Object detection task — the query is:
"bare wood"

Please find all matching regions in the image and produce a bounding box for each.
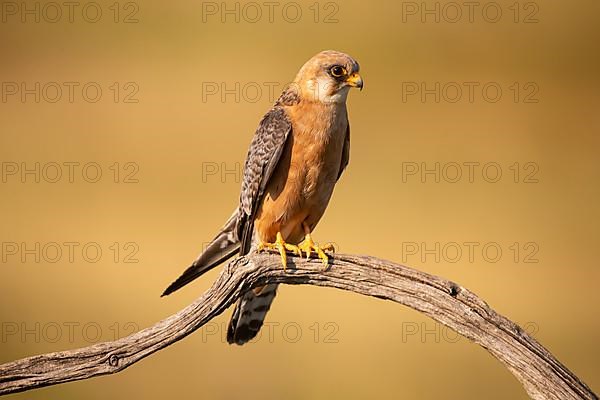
[0,253,596,399]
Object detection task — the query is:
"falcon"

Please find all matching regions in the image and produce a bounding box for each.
[162,50,363,345]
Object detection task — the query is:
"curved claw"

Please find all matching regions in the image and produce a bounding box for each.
[298,234,332,269]
[321,242,336,253]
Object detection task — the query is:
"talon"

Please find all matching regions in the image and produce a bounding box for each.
[298,233,330,269]
[321,242,336,253]
[257,232,300,271]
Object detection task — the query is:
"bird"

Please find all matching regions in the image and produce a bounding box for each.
[162,50,363,345]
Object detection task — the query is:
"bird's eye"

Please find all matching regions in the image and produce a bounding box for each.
[330,66,347,78]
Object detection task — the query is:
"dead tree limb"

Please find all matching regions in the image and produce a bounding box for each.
[0,253,597,399]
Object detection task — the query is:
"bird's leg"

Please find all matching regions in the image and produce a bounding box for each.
[297,223,335,268]
[257,232,301,271]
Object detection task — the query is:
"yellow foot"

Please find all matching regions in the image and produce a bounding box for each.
[257,232,301,271]
[297,234,335,268]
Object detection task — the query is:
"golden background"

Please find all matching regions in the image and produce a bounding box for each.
[1,0,598,398]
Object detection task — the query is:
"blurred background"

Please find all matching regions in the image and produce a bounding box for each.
[1,0,599,398]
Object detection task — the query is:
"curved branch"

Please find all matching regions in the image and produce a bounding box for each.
[0,253,597,399]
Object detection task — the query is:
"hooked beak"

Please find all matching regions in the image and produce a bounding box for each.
[346,73,364,91]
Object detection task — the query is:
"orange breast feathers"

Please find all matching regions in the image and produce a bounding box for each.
[254,102,348,244]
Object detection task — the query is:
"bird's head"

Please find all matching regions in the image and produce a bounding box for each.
[293,50,363,104]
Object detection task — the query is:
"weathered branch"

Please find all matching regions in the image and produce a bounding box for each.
[0,253,596,399]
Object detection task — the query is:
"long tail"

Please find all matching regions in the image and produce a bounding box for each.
[227,284,278,345]
[161,209,240,297]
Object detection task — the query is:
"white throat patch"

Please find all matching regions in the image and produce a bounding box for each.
[304,77,349,104]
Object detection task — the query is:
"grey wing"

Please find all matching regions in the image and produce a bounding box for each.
[238,106,293,254]
[337,123,350,180]
[161,107,291,297]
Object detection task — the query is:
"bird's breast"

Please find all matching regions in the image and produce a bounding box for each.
[285,102,347,201]
[255,102,348,242]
